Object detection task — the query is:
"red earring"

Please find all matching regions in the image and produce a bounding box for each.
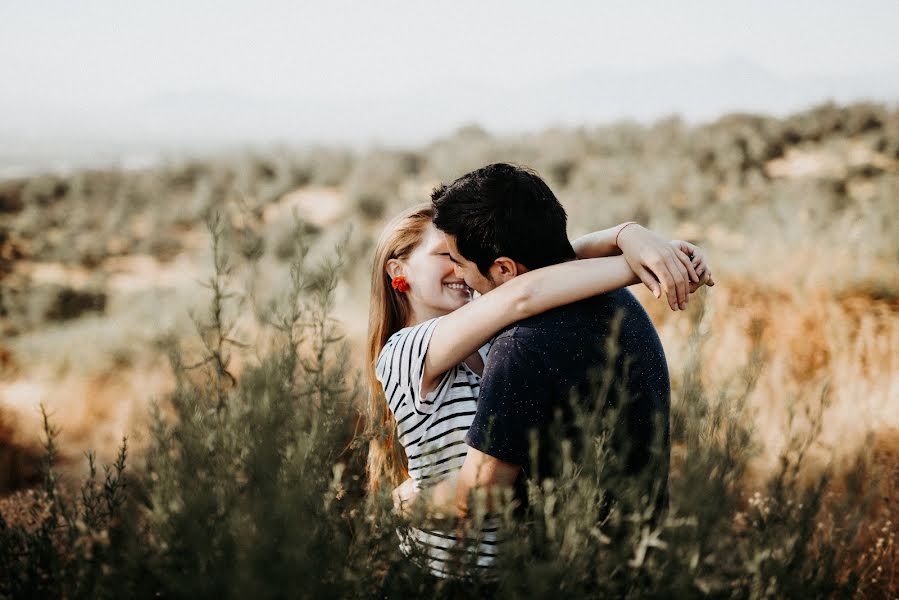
[391,276,410,293]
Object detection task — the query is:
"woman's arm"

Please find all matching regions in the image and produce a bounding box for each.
[571,225,624,259]
[421,255,640,392]
[575,223,700,308]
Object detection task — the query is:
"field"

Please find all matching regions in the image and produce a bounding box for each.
[0,102,896,597]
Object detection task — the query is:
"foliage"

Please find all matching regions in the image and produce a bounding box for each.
[1,232,889,598]
[1,101,896,597]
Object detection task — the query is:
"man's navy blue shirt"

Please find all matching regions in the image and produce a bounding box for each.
[465,288,671,510]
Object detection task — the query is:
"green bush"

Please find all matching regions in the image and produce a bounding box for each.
[0,405,128,599]
[2,101,894,598]
[0,220,879,598]
[344,149,423,221]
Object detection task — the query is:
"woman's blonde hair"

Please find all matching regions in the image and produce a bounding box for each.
[364,203,434,494]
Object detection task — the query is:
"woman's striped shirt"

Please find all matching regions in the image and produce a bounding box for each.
[375,317,501,579]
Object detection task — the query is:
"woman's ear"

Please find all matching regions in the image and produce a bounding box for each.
[385,258,404,280]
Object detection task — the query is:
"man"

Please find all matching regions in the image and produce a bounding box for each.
[397,163,709,527]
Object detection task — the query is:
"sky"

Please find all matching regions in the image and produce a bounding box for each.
[1,1,898,168]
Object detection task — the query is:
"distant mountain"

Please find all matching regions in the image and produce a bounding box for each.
[2,58,898,176]
[418,57,899,132]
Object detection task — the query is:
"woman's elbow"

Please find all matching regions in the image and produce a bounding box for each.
[510,281,536,320]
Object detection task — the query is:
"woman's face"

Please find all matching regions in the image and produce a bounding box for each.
[396,223,473,317]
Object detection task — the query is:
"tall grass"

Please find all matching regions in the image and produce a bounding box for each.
[1,210,890,599]
[1,101,896,597]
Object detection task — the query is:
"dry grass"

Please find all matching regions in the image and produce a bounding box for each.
[1,101,897,595]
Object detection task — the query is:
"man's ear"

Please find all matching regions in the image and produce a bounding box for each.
[488,256,520,284]
[385,258,404,280]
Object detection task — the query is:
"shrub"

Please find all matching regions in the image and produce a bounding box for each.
[43,286,107,321]
[344,149,423,221]
[0,406,128,599]
[21,175,69,207]
[0,249,884,598]
[0,179,26,214]
[1,102,894,598]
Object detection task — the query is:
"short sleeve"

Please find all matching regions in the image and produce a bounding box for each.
[465,335,547,466]
[375,317,454,415]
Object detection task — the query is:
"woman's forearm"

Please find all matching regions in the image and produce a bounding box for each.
[422,256,639,384]
[572,224,633,259]
[513,255,639,318]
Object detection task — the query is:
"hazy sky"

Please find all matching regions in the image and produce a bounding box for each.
[2,1,898,157]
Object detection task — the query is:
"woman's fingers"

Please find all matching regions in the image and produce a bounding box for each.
[674,246,700,283]
[655,267,679,310]
[643,244,701,310]
[664,254,689,309]
[634,265,662,299]
[670,240,714,295]
[698,268,711,285]
[695,258,713,285]
[689,264,714,289]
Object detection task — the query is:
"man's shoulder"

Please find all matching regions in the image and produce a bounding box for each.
[493,288,663,370]
[499,288,641,337]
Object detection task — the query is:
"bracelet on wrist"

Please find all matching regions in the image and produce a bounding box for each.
[615,221,639,247]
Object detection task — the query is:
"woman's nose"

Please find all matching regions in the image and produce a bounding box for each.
[453,264,464,278]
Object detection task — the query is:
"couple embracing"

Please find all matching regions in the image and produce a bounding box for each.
[364,163,714,595]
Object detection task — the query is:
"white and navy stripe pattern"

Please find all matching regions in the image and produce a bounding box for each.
[376,317,502,579]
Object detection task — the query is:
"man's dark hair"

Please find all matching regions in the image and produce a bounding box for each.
[431,163,576,275]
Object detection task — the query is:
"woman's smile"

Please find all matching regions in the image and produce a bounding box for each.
[443,281,472,297]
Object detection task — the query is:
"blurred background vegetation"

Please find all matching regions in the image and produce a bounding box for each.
[0,101,896,597]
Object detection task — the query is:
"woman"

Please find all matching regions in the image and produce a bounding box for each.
[366,203,711,585]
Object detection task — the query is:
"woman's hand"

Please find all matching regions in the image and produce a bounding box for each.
[392,477,418,517]
[671,240,715,290]
[617,224,700,310]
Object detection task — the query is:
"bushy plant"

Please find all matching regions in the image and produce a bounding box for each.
[0,405,128,599]
[1,241,884,598]
[2,101,896,598]
[387,293,873,599]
